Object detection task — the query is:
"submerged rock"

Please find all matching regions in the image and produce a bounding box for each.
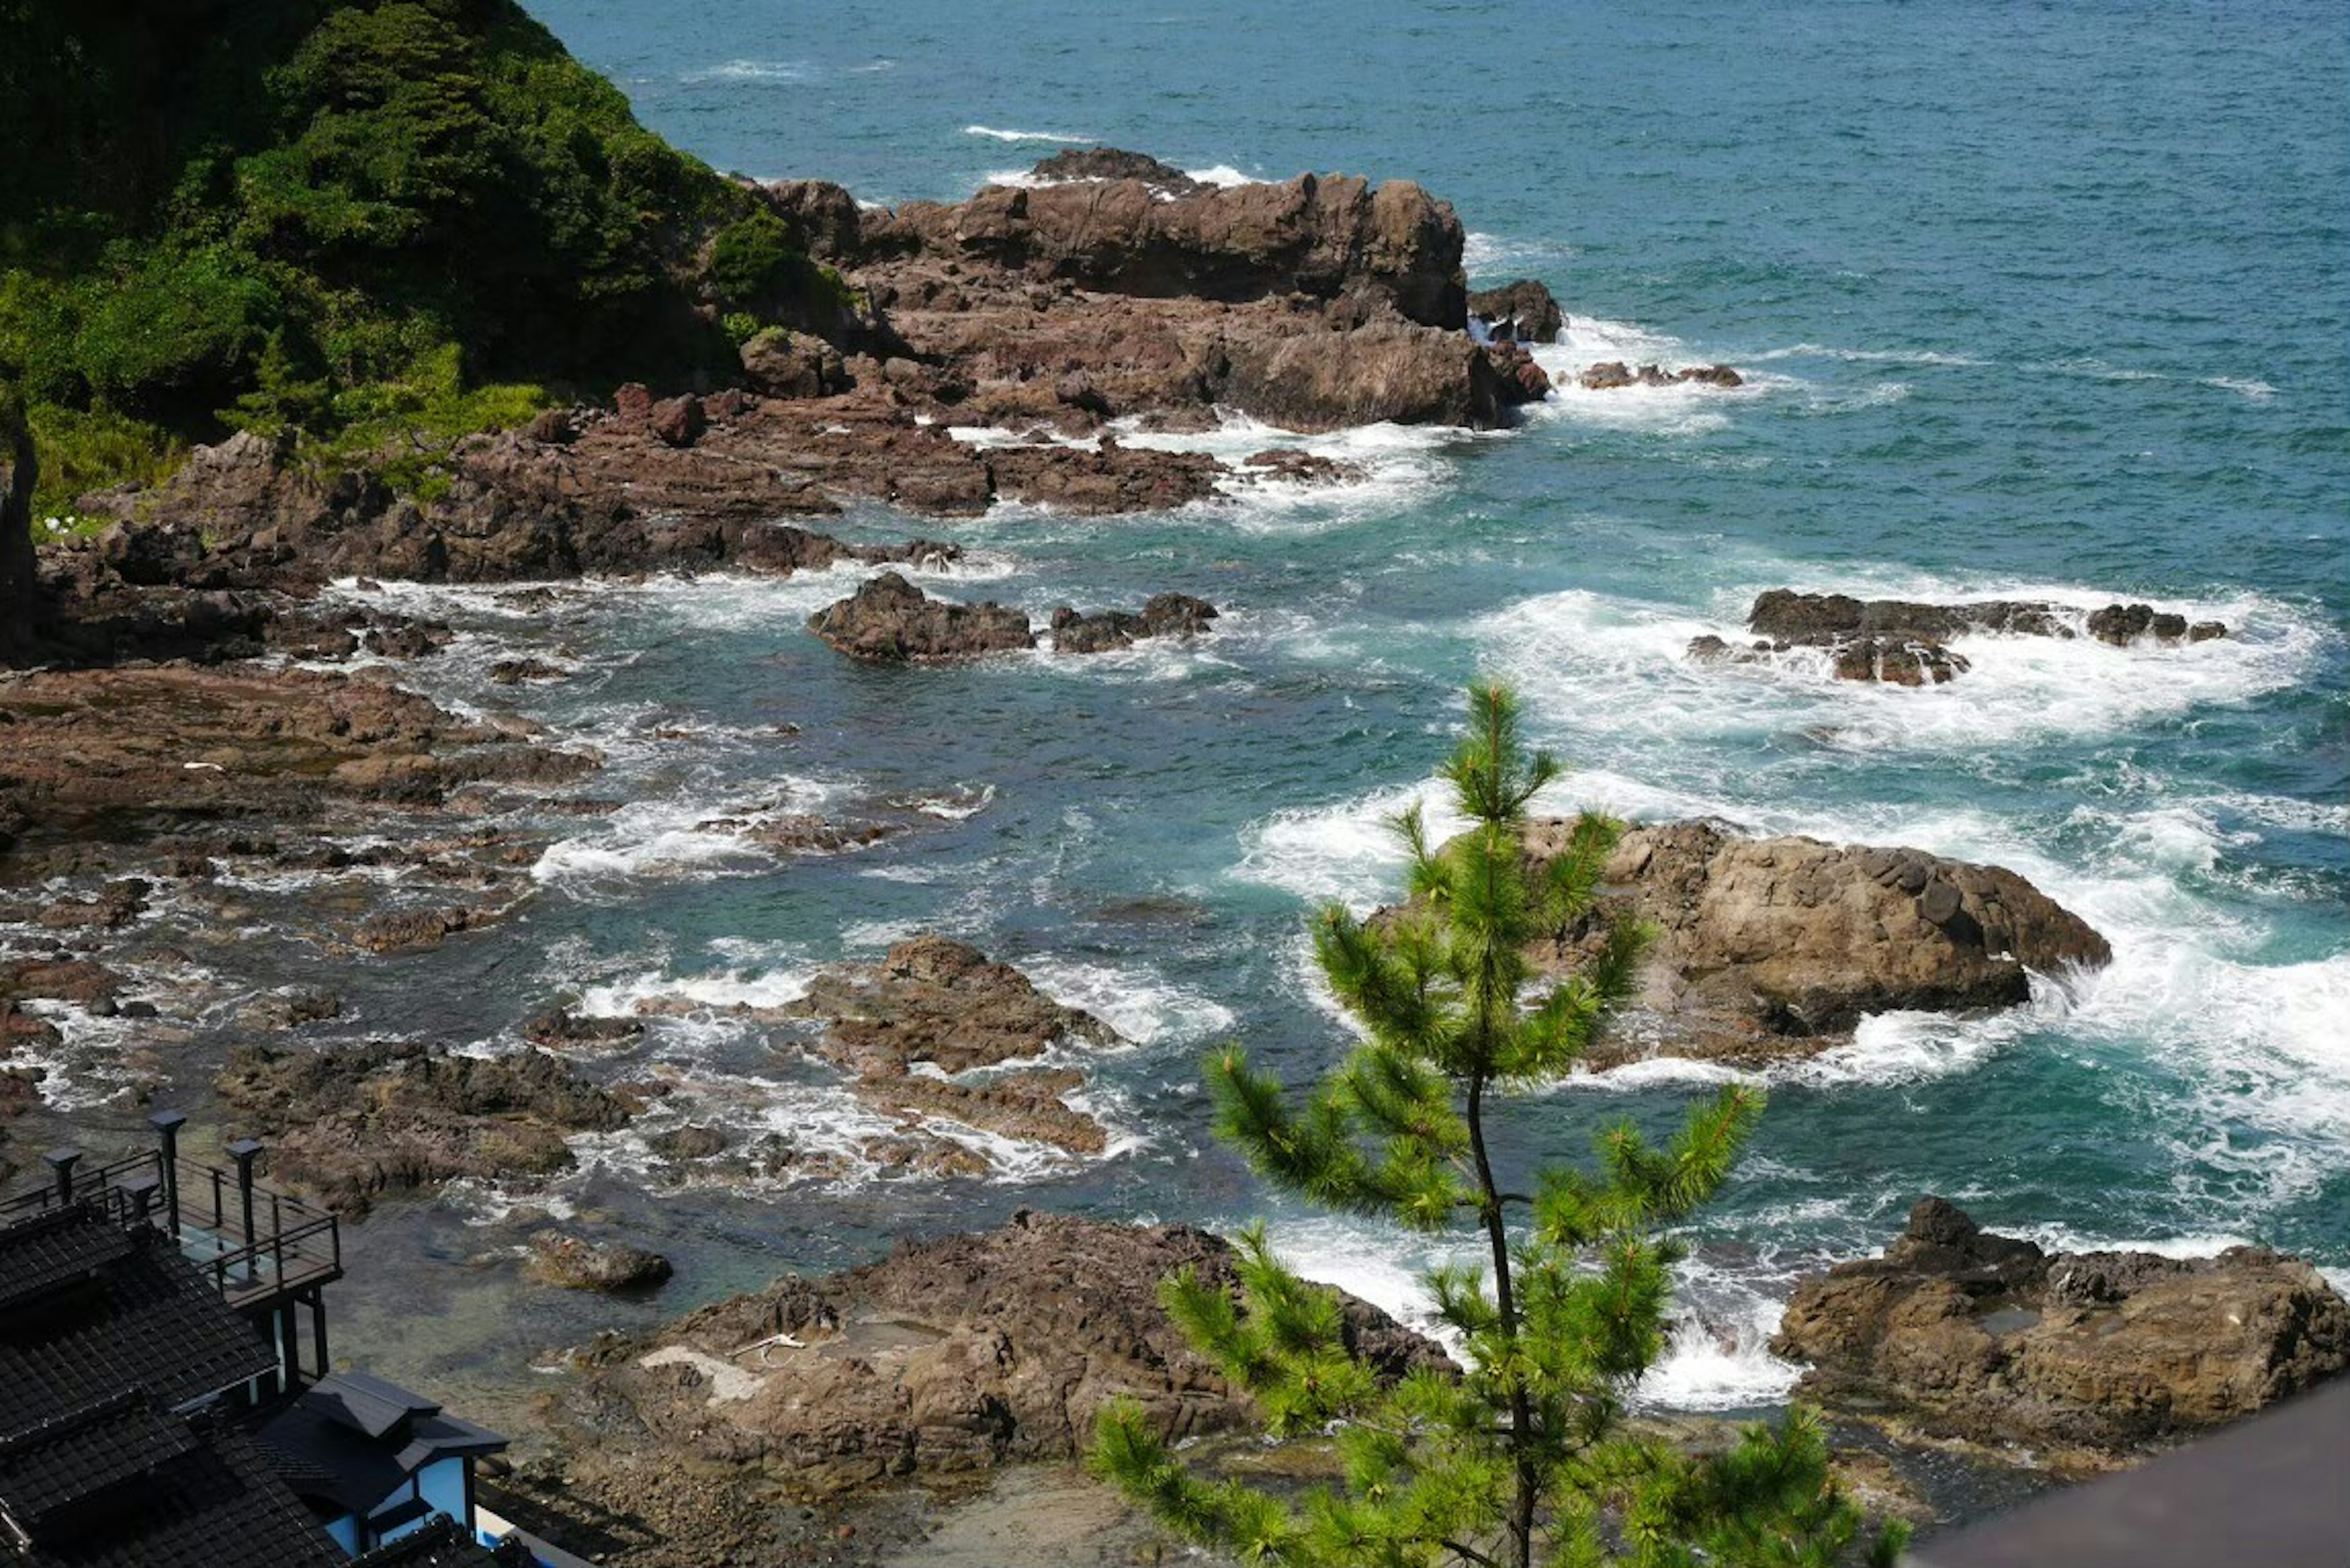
[551,1214,1450,1495]
[786,934,1120,1078]
[1509,818,2110,1067]
[1580,360,1744,389]
[1723,590,2229,685]
[1048,592,1218,653]
[806,572,1035,663]
[526,1230,674,1293]
[1773,1198,2350,1462]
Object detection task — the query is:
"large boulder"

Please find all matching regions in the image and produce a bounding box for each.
[786,935,1120,1076]
[1517,819,2111,1066]
[1773,1198,2350,1461]
[526,1230,675,1294]
[553,1213,1451,1495]
[1218,317,1540,431]
[216,1040,636,1216]
[1026,147,1203,196]
[806,572,1035,662]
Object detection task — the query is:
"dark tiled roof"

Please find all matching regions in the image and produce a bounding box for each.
[0,1209,135,1315]
[0,1390,197,1534]
[259,1372,507,1515]
[0,1206,277,1428]
[350,1514,509,1566]
[7,1417,343,1567]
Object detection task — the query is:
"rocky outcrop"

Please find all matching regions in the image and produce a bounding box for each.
[1468,278,1565,343]
[1025,147,1203,196]
[1048,592,1217,653]
[0,664,596,849]
[806,572,1036,662]
[215,1040,636,1215]
[525,1230,674,1293]
[1580,361,1743,389]
[1772,1198,2350,1462]
[1516,819,2110,1067]
[788,935,1120,1076]
[1715,591,2230,685]
[879,171,1468,328]
[1219,316,1548,430]
[553,1214,1450,1495]
[1,389,35,659]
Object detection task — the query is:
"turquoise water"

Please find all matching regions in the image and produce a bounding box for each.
[277,1,2350,1409]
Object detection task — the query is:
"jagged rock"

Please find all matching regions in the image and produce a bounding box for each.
[1510,819,2111,1066]
[982,438,1225,512]
[1219,318,1542,431]
[216,1039,635,1215]
[524,1007,645,1049]
[1732,591,2226,684]
[552,1214,1451,1495]
[786,935,1119,1077]
[1468,278,1565,343]
[806,572,1034,663]
[526,1230,674,1293]
[353,906,473,954]
[613,383,654,423]
[740,814,897,855]
[648,1125,734,1162]
[1580,360,1744,390]
[1239,449,1366,486]
[1026,147,1203,196]
[1772,1198,2350,1460]
[234,987,341,1031]
[1048,592,1218,653]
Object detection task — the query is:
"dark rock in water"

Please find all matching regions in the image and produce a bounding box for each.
[1468,278,1565,344]
[488,657,568,685]
[216,1039,635,1216]
[362,618,455,660]
[647,1125,734,1162]
[1026,147,1204,196]
[550,1214,1452,1496]
[1048,592,1217,653]
[787,934,1120,1078]
[1772,1197,2350,1460]
[807,572,1035,663]
[234,987,341,1031]
[1733,589,2223,685]
[1239,448,1367,487]
[1580,360,1745,390]
[353,905,474,954]
[524,1007,645,1048]
[526,1230,674,1293]
[1505,818,2110,1067]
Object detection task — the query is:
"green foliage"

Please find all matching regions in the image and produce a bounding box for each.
[0,0,791,504]
[721,311,764,346]
[1094,681,1900,1567]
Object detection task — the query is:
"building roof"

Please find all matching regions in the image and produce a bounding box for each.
[0,1408,343,1568]
[349,1514,510,1566]
[0,1205,277,1428]
[257,1371,508,1515]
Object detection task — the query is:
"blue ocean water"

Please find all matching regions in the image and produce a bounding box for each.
[286,0,2347,1410]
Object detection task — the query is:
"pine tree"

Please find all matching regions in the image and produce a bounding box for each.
[1094,680,1906,1568]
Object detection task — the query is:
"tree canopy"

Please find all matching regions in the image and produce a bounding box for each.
[1094,680,1905,1568]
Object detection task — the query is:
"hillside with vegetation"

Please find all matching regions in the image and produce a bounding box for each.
[0,0,840,512]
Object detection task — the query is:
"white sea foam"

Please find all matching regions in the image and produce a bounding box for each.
[964,124,1095,144]
[532,781,841,890]
[576,957,816,1021]
[1020,957,1237,1047]
[1748,342,1986,367]
[1231,779,1466,913]
[685,59,812,83]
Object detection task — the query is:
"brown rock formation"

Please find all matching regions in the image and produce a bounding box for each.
[552,1214,1449,1495]
[805,572,1036,663]
[1721,591,2229,685]
[525,1230,675,1293]
[1468,278,1565,343]
[1514,819,2110,1067]
[1048,592,1217,653]
[216,1039,636,1215]
[1773,1198,2350,1462]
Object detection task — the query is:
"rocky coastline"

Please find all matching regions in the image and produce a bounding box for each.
[2,143,2334,1567]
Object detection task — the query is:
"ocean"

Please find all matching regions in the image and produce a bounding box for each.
[56,0,2349,1425]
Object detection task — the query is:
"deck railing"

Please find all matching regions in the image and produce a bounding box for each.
[1,1130,341,1307]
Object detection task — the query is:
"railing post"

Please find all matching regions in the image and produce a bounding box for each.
[149,1110,187,1239]
[226,1139,264,1283]
[43,1148,80,1207]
